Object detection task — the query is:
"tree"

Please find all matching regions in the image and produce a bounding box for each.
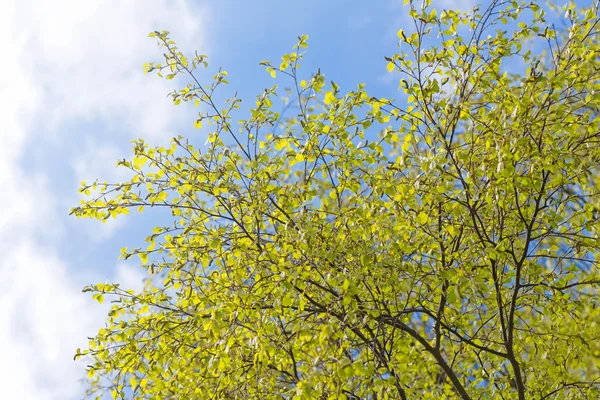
[72,0,600,398]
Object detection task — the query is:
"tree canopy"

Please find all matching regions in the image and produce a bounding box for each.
[72,0,600,398]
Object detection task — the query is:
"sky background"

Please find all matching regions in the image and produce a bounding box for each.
[2,0,553,398]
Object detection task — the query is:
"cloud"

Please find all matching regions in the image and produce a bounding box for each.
[0,0,209,399]
[21,0,208,141]
[0,242,104,400]
[115,261,148,294]
[71,138,133,242]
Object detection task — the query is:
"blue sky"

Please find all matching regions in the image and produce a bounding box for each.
[0,0,533,398]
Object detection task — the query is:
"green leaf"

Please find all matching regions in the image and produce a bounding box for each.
[73,5,600,399]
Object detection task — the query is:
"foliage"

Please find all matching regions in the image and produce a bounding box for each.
[72,1,600,399]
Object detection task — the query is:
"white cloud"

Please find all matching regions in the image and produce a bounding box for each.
[0,0,209,399]
[71,138,133,241]
[115,261,148,294]
[0,242,104,400]
[20,0,207,141]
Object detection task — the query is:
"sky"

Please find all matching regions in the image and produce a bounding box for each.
[0,0,481,398]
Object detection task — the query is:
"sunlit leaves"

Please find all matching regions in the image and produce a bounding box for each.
[73,2,600,400]
[323,91,336,105]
